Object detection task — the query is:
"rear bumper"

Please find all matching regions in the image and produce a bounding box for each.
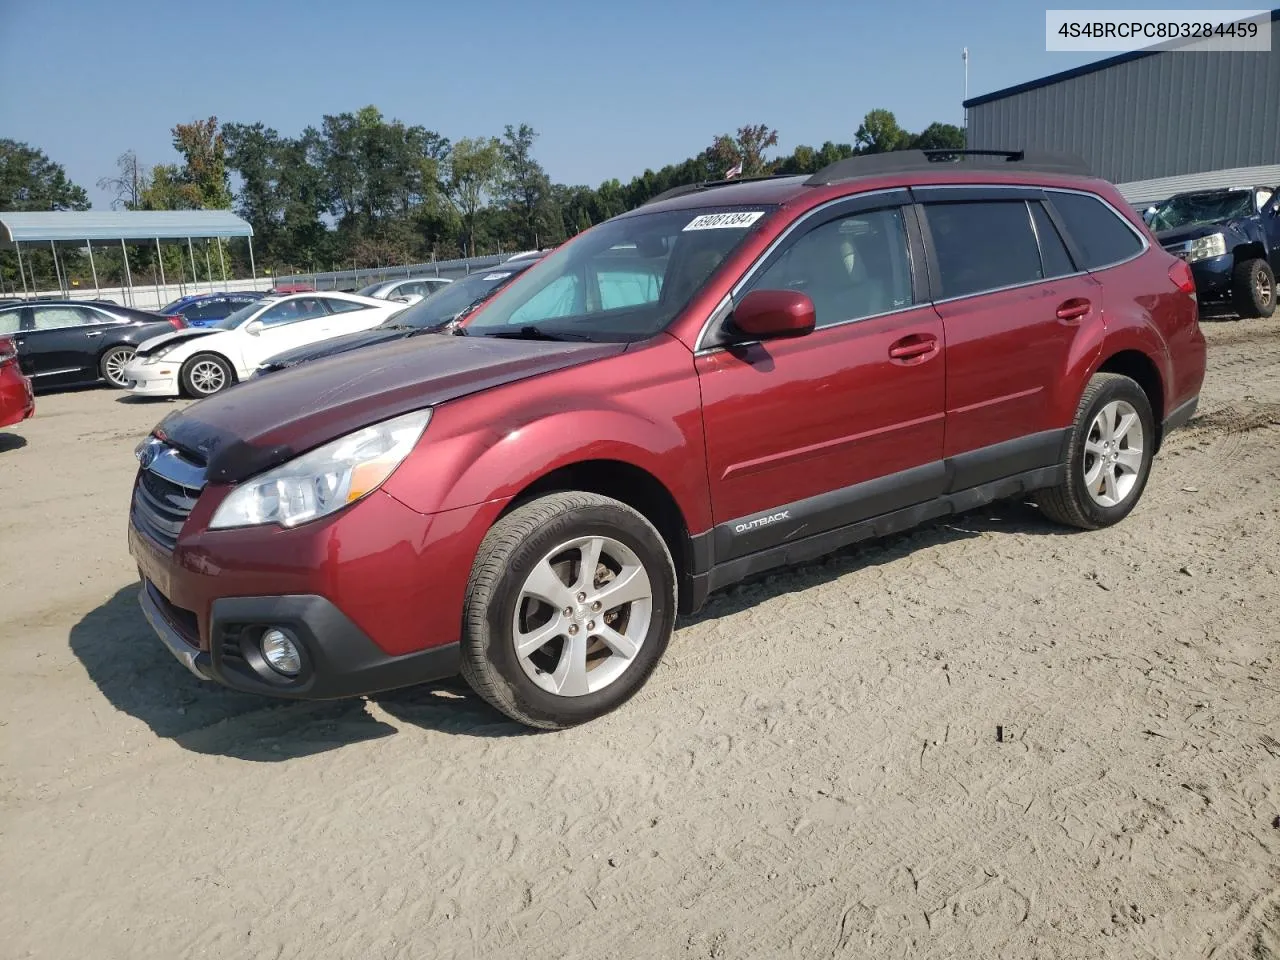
[138,577,461,699]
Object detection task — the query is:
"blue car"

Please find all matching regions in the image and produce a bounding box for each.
[160,292,266,328]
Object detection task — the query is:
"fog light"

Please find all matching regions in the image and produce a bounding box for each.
[260,628,301,676]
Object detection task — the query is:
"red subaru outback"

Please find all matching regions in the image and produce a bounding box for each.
[129,150,1206,729]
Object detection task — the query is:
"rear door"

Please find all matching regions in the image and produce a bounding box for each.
[918,188,1104,476]
[697,191,947,560]
[18,306,104,385]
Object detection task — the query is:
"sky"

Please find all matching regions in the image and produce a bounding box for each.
[0,0,1261,209]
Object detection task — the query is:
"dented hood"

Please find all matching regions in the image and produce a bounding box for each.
[151,333,627,484]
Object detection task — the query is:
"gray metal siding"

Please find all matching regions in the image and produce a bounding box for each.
[967,47,1280,183]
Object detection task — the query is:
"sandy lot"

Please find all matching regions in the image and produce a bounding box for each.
[1,319,1278,960]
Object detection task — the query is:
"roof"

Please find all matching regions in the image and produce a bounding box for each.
[0,210,254,246]
[626,176,808,215]
[964,8,1280,107]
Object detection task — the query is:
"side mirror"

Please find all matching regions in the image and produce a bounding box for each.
[245,319,264,336]
[731,289,816,341]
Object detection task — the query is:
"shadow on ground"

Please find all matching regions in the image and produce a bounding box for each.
[71,499,1073,759]
[0,432,28,452]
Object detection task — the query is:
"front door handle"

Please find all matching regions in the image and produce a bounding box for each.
[888,333,939,363]
[1056,298,1092,322]
[85,330,105,338]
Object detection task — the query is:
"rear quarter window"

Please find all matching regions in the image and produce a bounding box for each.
[1048,192,1144,270]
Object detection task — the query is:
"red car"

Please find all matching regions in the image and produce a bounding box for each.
[129,150,1206,729]
[0,336,34,428]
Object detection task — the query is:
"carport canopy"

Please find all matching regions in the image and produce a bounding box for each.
[0,209,256,301]
[0,210,253,245]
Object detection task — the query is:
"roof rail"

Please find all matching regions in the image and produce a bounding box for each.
[642,174,798,207]
[805,149,1092,186]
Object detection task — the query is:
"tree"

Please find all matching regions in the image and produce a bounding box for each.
[139,163,197,210]
[707,124,780,177]
[0,140,90,210]
[447,137,503,257]
[172,116,232,208]
[910,122,966,151]
[498,123,553,248]
[97,150,148,210]
[854,109,908,154]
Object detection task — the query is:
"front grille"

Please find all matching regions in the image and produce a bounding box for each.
[131,468,199,551]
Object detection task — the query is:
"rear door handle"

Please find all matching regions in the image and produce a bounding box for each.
[888,333,939,362]
[1056,298,1092,322]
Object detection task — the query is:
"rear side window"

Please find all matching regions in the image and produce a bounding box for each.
[1030,203,1076,278]
[1048,192,1143,270]
[0,308,21,336]
[924,201,1043,299]
[323,297,369,314]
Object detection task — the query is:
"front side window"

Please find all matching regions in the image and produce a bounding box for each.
[746,207,914,327]
[1050,192,1144,269]
[31,307,92,330]
[257,297,328,326]
[925,201,1044,299]
[462,205,776,341]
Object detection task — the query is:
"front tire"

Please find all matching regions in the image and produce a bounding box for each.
[1036,373,1156,530]
[1232,258,1275,319]
[460,492,677,730]
[179,353,235,397]
[98,345,134,388]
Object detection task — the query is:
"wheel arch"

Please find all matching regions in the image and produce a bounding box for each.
[1232,240,1267,265]
[499,458,698,614]
[1095,348,1165,449]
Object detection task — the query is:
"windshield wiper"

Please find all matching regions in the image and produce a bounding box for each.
[482,325,592,342]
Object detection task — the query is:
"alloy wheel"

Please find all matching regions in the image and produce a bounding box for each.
[1083,399,1145,507]
[512,535,653,697]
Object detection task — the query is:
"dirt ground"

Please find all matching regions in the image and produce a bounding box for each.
[1,318,1278,960]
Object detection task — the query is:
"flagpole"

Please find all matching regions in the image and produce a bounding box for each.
[962,47,969,137]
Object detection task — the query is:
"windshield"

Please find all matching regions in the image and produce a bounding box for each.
[383,268,528,329]
[460,206,775,341]
[355,282,387,297]
[213,301,269,330]
[161,298,192,313]
[1151,191,1254,231]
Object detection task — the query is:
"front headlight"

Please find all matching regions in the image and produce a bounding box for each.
[1186,233,1227,263]
[208,409,432,530]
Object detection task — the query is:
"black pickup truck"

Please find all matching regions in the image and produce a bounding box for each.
[1147,186,1279,318]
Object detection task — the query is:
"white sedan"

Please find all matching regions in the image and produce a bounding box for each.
[122,292,406,398]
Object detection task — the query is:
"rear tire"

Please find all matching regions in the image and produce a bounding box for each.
[98,345,134,388]
[1232,258,1275,319]
[1036,373,1155,530]
[460,492,677,730]
[179,353,235,398]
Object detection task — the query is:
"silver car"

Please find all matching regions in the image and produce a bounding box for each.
[355,276,452,306]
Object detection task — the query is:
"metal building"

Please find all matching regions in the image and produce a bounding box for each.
[964,8,1280,206]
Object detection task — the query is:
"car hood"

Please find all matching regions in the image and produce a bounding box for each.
[136,327,222,355]
[151,334,629,484]
[1155,220,1249,246]
[258,327,411,371]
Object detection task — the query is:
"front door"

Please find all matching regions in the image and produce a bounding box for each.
[242,296,333,368]
[697,195,946,562]
[18,305,103,385]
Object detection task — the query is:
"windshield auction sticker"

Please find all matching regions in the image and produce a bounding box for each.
[683,212,765,231]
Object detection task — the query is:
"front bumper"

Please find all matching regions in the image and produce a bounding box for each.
[137,578,460,698]
[123,360,180,396]
[1187,254,1234,300]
